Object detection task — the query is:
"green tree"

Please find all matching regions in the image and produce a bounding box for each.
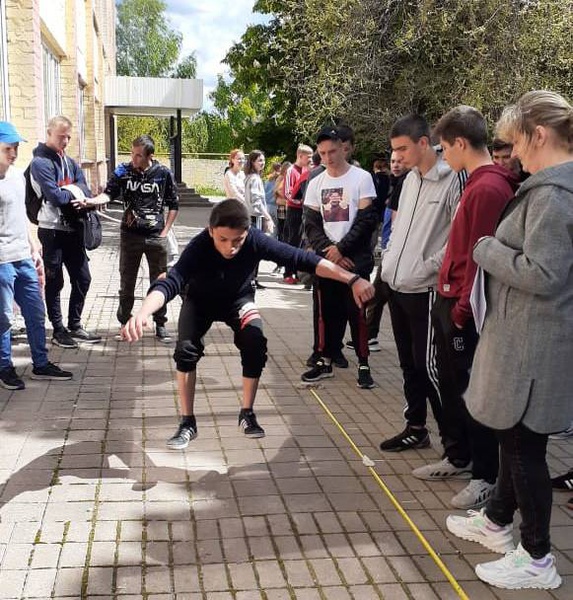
[173,53,198,79]
[116,0,182,77]
[220,0,573,157]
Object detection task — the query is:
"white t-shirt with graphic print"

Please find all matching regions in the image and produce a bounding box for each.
[304,165,376,243]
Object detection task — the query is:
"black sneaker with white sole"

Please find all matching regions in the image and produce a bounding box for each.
[552,469,573,491]
[301,359,334,383]
[52,328,79,349]
[379,425,430,452]
[31,362,73,381]
[239,409,265,438]
[69,325,102,343]
[166,419,197,449]
[357,365,375,389]
[0,366,25,390]
[156,325,172,343]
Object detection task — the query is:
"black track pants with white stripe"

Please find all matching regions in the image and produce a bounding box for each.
[387,288,442,429]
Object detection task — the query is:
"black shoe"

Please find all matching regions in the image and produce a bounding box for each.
[357,365,375,388]
[552,470,573,491]
[31,362,73,381]
[306,351,321,367]
[156,325,172,344]
[379,426,430,452]
[301,359,334,383]
[69,325,102,343]
[166,419,197,449]
[332,353,349,369]
[239,409,265,438]
[0,366,25,390]
[52,328,79,349]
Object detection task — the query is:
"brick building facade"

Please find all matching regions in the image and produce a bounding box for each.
[0,0,116,192]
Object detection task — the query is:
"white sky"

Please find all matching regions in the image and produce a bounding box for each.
[163,1,269,110]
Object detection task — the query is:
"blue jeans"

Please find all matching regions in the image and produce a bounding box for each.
[0,259,48,369]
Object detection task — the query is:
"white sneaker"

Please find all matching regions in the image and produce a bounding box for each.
[446,508,514,554]
[412,457,472,480]
[451,479,496,509]
[475,543,562,589]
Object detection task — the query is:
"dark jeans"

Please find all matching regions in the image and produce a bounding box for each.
[118,230,167,326]
[431,295,498,480]
[283,208,303,278]
[316,277,369,362]
[365,265,390,339]
[175,296,267,378]
[38,228,91,331]
[387,288,441,428]
[486,423,551,558]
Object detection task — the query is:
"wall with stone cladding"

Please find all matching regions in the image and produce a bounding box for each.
[118,154,227,192]
[5,0,114,193]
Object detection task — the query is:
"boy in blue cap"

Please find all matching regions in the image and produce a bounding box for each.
[0,121,72,389]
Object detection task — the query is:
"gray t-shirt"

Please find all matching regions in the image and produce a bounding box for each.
[0,166,30,264]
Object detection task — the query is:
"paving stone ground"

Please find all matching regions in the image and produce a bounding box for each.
[0,206,571,599]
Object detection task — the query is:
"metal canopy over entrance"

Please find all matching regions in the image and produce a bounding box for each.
[104,75,203,183]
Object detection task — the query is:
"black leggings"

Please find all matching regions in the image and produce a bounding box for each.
[174,297,267,378]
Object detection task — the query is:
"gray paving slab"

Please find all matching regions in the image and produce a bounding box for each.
[0,207,571,599]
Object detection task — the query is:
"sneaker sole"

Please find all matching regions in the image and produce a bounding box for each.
[30,374,73,381]
[52,340,79,349]
[243,430,265,439]
[475,564,562,590]
[357,381,376,389]
[166,432,198,450]
[301,372,334,384]
[156,338,172,344]
[0,381,25,390]
[446,516,514,554]
[71,338,102,344]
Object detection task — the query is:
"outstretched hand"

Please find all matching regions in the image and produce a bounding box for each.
[122,313,151,342]
[351,278,375,309]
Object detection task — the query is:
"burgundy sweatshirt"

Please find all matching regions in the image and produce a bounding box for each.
[438,164,519,326]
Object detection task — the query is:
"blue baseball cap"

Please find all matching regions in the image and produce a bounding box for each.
[0,121,26,144]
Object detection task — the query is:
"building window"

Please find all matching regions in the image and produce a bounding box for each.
[0,0,9,120]
[78,82,86,160]
[42,42,62,127]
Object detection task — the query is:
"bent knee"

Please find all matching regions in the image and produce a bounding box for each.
[174,339,203,372]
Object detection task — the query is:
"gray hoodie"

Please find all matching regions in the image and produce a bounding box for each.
[381,154,462,293]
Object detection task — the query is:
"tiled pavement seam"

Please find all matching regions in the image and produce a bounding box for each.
[0,210,570,599]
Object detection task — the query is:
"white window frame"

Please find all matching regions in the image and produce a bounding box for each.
[42,42,62,129]
[0,0,10,120]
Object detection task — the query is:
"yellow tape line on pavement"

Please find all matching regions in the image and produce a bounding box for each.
[308,387,470,600]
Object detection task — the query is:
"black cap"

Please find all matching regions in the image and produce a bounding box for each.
[316,126,341,144]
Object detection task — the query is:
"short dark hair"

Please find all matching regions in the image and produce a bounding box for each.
[390,114,430,142]
[132,134,155,156]
[433,106,488,149]
[209,198,250,230]
[492,138,513,152]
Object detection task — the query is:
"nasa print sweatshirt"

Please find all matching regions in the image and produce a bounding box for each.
[104,160,179,236]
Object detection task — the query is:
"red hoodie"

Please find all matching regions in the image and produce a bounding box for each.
[438,164,519,326]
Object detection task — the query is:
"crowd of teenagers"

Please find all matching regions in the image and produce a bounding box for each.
[1,89,572,591]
